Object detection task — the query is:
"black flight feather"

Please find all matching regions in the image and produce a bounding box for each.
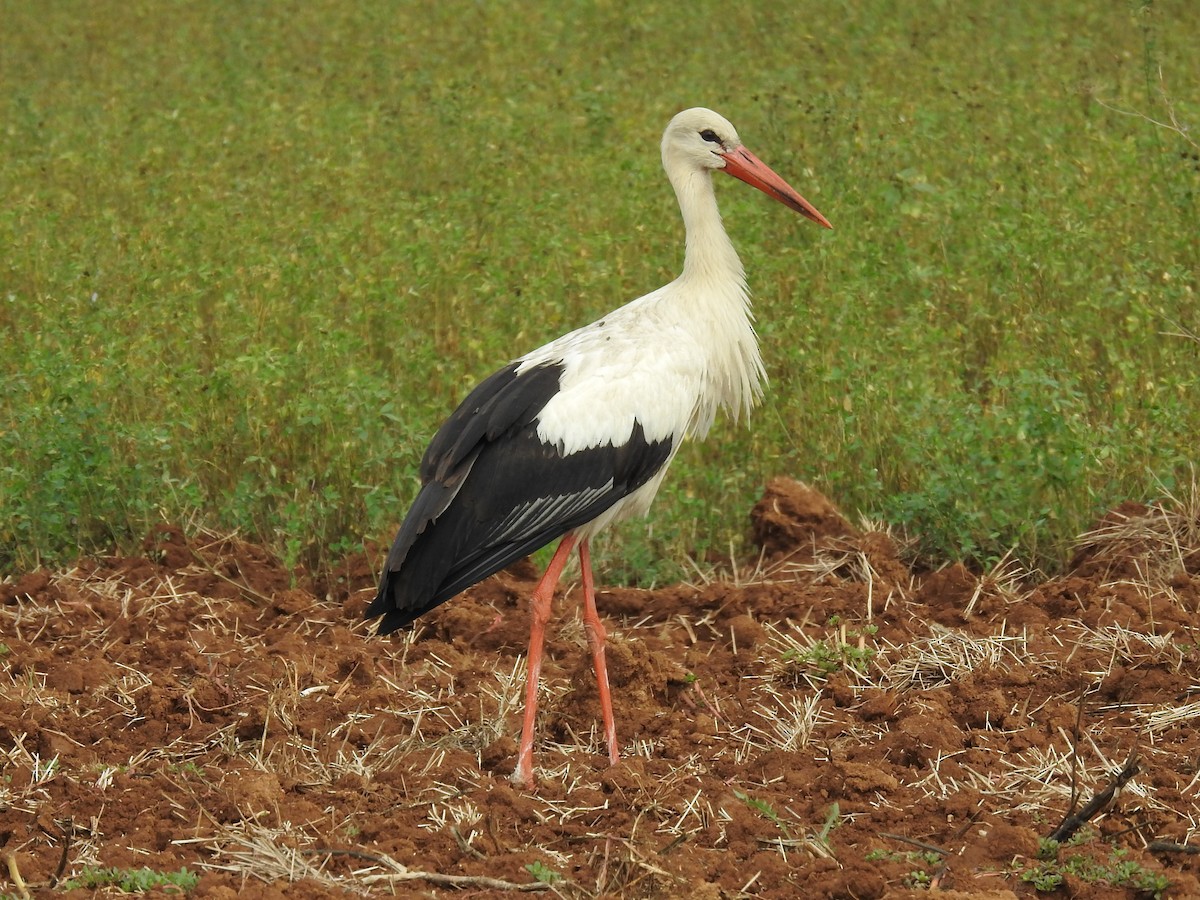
[366,361,674,634]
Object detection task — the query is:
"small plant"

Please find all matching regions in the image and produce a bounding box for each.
[734,789,792,839]
[1020,840,1170,898]
[777,624,879,684]
[524,860,562,884]
[60,866,199,893]
[864,846,946,887]
[902,851,945,888]
[1036,836,1060,860]
[905,868,933,887]
[864,848,902,862]
[1020,864,1065,892]
[734,793,844,860]
[816,802,842,849]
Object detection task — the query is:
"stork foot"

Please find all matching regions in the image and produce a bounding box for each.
[510,762,535,790]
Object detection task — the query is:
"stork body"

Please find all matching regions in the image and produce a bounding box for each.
[366,108,831,787]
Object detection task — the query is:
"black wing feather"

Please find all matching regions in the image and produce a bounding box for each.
[420,363,555,483]
[366,361,674,634]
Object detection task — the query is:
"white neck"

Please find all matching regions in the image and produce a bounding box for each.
[665,165,765,432]
[671,167,745,286]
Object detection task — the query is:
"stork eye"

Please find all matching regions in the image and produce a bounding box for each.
[699,129,721,144]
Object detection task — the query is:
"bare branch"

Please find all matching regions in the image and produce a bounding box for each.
[1047,749,1141,844]
[1094,66,1198,151]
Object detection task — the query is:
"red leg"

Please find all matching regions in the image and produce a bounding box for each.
[579,539,620,765]
[512,533,578,788]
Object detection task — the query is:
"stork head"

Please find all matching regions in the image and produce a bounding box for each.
[661,107,832,229]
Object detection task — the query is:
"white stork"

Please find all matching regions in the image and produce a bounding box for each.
[366,107,831,787]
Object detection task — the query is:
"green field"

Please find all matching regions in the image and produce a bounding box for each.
[2,1,1197,580]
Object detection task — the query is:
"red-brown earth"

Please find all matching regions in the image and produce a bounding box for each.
[3,478,1200,898]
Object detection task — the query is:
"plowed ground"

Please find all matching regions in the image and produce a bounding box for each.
[3,479,1200,898]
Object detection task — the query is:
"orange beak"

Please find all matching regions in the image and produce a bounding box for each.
[720,146,832,229]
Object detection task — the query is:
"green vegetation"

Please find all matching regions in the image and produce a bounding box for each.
[733,795,844,860]
[59,865,199,893]
[864,847,945,886]
[167,761,206,779]
[1021,839,1170,897]
[815,802,843,852]
[779,622,880,684]
[2,1,1197,579]
[734,788,794,839]
[523,860,563,884]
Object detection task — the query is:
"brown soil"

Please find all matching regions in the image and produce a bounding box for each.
[3,478,1200,898]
